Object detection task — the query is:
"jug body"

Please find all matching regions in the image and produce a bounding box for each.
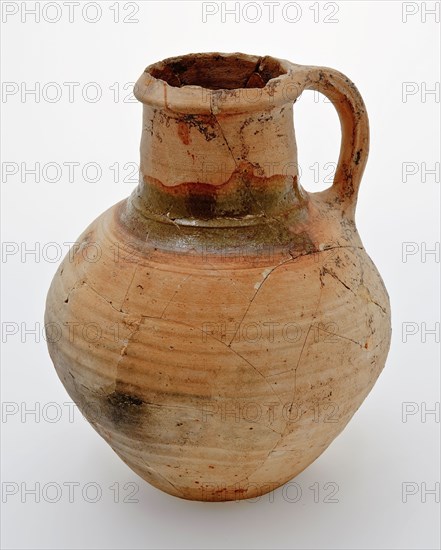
[45,53,391,501]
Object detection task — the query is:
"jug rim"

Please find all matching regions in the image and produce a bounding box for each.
[134,52,299,114]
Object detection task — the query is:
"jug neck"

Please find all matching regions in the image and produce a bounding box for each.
[133,53,305,222]
[139,102,299,185]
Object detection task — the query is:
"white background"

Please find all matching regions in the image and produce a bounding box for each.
[1,1,440,549]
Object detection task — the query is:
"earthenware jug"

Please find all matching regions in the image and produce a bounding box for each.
[45,53,391,501]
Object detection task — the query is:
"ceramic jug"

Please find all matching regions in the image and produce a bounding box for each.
[45,53,391,501]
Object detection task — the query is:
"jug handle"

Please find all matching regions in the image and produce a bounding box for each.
[290,65,369,218]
